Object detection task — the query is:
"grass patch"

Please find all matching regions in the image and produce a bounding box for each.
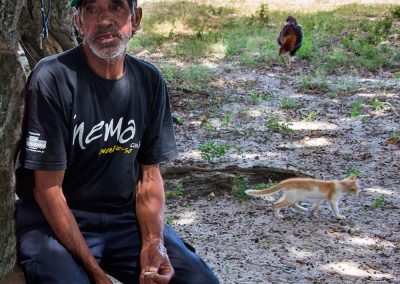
[130,2,399,75]
[198,141,243,163]
[159,63,214,94]
[345,168,362,178]
[387,130,400,145]
[393,6,400,19]
[265,117,293,136]
[165,182,184,199]
[350,99,365,117]
[371,195,385,209]
[249,90,273,105]
[280,98,301,110]
[302,110,318,121]
[299,75,330,94]
[232,177,250,199]
[164,216,175,225]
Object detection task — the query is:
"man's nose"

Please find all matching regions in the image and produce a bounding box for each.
[96,10,115,27]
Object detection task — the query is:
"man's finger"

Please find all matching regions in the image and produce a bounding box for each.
[151,273,174,284]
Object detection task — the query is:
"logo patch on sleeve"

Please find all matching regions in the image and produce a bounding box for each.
[26,132,47,153]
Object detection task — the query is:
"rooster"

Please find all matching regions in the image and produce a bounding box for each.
[277,16,303,67]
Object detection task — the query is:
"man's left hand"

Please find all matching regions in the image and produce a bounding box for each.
[140,240,174,283]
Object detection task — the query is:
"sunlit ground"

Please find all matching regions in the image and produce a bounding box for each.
[321,261,395,280]
[141,0,400,12]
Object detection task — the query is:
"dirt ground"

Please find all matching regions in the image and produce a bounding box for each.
[154,59,400,284]
[134,2,400,283]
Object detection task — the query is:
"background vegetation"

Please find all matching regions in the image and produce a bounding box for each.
[129,2,400,78]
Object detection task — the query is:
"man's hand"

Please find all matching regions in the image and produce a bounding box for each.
[34,170,112,284]
[140,239,174,284]
[136,164,173,283]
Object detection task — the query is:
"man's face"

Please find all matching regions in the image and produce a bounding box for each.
[76,0,141,59]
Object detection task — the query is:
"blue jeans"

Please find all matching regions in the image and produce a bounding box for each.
[15,200,219,284]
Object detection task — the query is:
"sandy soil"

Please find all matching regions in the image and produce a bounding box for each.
[135,2,400,282]
[158,60,400,283]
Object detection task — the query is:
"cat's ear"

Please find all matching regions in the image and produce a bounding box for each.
[347,174,357,181]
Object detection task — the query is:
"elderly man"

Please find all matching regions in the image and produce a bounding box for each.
[14,0,220,283]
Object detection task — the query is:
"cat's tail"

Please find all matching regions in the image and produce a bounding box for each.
[245,184,282,197]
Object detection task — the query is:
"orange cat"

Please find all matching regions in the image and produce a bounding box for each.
[245,175,360,219]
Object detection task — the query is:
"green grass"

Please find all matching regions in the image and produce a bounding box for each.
[372,99,386,111]
[198,141,243,163]
[249,90,273,105]
[158,63,215,95]
[232,177,250,199]
[299,75,330,93]
[280,98,301,110]
[129,2,400,76]
[371,195,385,209]
[221,112,232,127]
[265,117,293,136]
[388,130,400,144]
[345,167,362,178]
[350,99,365,117]
[164,216,175,225]
[302,110,318,121]
[165,182,184,199]
[254,182,277,190]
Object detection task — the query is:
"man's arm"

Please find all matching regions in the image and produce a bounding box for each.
[136,164,174,283]
[33,170,111,284]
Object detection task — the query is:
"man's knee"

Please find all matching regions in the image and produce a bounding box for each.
[171,263,219,284]
[17,229,90,284]
[19,257,90,284]
[163,225,219,284]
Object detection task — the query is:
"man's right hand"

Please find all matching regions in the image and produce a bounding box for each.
[34,170,110,284]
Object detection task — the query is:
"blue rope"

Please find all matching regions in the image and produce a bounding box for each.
[39,0,51,50]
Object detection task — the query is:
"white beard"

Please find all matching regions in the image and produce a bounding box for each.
[85,29,131,60]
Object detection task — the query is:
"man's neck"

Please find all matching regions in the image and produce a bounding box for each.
[82,44,125,80]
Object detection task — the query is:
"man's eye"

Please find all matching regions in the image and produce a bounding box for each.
[112,4,121,10]
[86,6,97,13]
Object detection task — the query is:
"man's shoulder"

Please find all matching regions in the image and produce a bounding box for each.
[32,46,81,77]
[125,55,162,79]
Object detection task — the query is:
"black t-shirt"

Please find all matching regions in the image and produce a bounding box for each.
[16,45,178,213]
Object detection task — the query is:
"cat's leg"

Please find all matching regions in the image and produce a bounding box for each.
[274,196,289,218]
[311,200,323,216]
[291,203,307,212]
[329,200,345,219]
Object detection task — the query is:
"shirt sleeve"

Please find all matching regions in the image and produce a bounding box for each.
[137,73,178,165]
[23,67,69,171]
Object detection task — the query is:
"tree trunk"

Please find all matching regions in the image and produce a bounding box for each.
[19,0,77,69]
[162,166,311,199]
[0,0,77,280]
[0,0,26,279]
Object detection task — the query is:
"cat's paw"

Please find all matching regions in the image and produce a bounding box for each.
[335,215,346,220]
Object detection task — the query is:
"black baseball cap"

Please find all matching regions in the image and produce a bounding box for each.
[71,0,135,8]
[71,0,80,7]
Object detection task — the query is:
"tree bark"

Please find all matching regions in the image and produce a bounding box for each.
[162,166,311,199]
[0,0,77,280]
[18,0,77,69]
[0,0,26,279]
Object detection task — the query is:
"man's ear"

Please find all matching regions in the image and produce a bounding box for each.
[131,7,142,33]
[73,13,84,37]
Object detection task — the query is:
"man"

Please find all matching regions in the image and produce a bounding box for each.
[14,0,220,283]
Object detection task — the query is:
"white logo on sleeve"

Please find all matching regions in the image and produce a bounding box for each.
[26,132,47,153]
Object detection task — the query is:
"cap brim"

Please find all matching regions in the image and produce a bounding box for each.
[71,0,80,7]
